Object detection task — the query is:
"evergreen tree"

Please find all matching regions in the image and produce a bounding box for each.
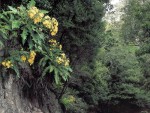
[121,0,150,107]
[122,0,150,44]
[34,0,106,64]
[104,46,150,107]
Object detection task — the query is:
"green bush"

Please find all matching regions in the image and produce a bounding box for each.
[60,88,88,113]
[0,0,72,85]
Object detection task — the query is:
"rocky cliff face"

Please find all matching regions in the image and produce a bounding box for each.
[0,74,62,113]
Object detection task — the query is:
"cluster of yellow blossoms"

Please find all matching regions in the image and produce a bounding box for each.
[56,53,70,66]
[68,95,76,103]
[28,51,36,65]
[21,55,27,62]
[21,51,36,65]
[49,39,57,45]
[43,16,58,36]
[49,39,69,66]
[1,60,13,68]
[62,95,76,104]
[28,7,44,24]
[1,51,36,68]
[28,6,58,36]
[49,39,62,50]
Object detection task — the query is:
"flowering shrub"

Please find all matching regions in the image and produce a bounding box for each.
[0,0,72,84]
[28,6,58,36]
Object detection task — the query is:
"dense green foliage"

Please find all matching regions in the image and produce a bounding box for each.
[33,0,106,64]
[122,0,150,43]
[0,1,72,85]
[122,0,150,104]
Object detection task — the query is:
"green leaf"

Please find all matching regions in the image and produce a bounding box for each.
[67,67,73,72]
[42,66,51,77]
[12,65,20,77]
[39,58,45,66]
[39,56,49,67]
[59,71,68,81]
[28,38,34,49]
[36,30,45,40]
[8,6,18,14]
[54,68,60,84]
[12,20,20,29]
[50,66,54,73]
[40,10,49,14]
[0,14,8,21]
[27,0,36,8]
[41,59,47,67]
[0,30,8,39]
[0,41,4,48]
[21,29,28,45]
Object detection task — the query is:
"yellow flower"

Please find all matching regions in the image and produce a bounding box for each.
[54,26,58,32]
[28,7,44,24]
[30,7,39,13]
[56,57,64,64]
[30,51,36,56]
[42,16,51,28]
[52,18,58,26]
[5,62,11,68]
[69,96,75,102]
[39,13,44,18]
[52,18,58,27]
[49,39,57,43]
[28,12,36,19]
[43,20,52,29]
[21,55,27,62]
[2,61,6,66]
[28,51,36,65]
[28,7,39,19]
[45,16,51,19]
[51,31,56,36]
[59,45,62,50]
[61,53,66,58]
[48,17,58,36]
[2,60,13,68]
[50,25,58,36]
[49,39,58,47]
[28,58,34,65]
[53,21,58,27]
[33,13,44,24]
[64,59,70,66]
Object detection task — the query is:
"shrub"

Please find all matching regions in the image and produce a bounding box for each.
[0,0,72,85]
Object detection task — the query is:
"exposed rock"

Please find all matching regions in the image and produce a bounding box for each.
[0,74,62,113]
